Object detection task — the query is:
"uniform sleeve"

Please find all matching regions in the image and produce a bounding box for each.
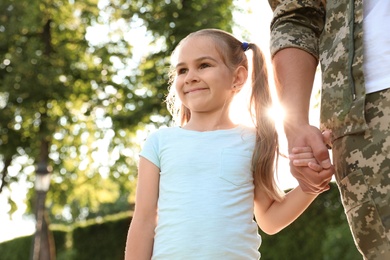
[139,131,161,169]
[268,0,326,59]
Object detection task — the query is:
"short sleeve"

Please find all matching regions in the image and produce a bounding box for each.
[139,131,161,169]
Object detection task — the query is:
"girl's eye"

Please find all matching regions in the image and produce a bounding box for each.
[199,63,210,69]
[177,68,187,75]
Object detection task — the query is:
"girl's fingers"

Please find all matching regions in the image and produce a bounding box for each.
[292,159,322,171]
[292,158,316,166]
[308,161,323,172]
[291,146,326,171]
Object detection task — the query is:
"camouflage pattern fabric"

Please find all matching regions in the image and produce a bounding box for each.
[269,0,367,140]
[333,89,390,260]
[268,0,390,259]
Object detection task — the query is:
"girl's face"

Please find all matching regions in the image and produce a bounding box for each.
[173,36,238,115]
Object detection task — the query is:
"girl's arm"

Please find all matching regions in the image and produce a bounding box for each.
[253,144,333,235]
[254,185,319,235]
[125,157,160,260]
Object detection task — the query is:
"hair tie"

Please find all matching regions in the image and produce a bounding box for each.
[241,42,249,52]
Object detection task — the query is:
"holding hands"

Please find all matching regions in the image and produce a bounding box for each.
[287,128,334,194]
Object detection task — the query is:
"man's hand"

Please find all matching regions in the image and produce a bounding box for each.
[286,125,334,194]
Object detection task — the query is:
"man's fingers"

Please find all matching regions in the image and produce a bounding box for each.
[289,165,334,194]
[320,158,332,169]
[291,147,313,153]
[322,130,333,147]
[289,151,314,159]
[318,166,334,179]
[310,143,332,169]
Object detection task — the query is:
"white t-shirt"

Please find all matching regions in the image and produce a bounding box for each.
[363,0,390,93]
[140,125,261,260]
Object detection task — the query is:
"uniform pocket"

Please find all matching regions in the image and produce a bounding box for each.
[338,169,370,212]
[337,169,388,255]
[219,148,253,186]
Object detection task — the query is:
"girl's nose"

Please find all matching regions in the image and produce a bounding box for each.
[185,69,200,84]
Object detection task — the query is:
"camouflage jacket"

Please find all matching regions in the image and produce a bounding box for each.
[269,0,368,140]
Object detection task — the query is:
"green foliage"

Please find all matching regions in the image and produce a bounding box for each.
[322,224,362,260]
[0,235,32,260]
[258,182,361,259]
[0,229,69,260]
[52,228,70,258]
[0,0,137,221]
[72,216,131,260]
[0,186,362,259]
[0,212,131,260]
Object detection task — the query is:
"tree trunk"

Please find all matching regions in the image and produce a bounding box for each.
[30,138,56,260]
[31,191,55,260]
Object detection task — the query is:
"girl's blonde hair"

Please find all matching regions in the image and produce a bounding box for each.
[166,28,283,201]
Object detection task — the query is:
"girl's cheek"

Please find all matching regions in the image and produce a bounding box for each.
[174,79,183,90]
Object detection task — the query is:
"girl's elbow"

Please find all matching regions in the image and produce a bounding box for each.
[258,224,283,235]
[262,228,281,235]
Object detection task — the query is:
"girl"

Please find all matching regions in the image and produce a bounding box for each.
[125,29,333,259]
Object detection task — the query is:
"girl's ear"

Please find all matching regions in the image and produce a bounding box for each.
[232,66,248,92]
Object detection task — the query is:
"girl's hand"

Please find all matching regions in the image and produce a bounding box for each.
[289,130,333,172]
[289,147,322,172]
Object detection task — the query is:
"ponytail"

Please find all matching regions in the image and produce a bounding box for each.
[248,43,283,202]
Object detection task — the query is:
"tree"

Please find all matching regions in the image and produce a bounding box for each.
[0,0,136,257]
[1,0,236,257]
[0,0,136,219]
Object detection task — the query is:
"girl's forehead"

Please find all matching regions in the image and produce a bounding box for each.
[174,36,221,63]
[185,35,214,44]
[181,36,216,52]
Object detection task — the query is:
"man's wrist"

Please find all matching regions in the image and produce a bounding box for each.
[282,117,310,134]
[298,181,330,195]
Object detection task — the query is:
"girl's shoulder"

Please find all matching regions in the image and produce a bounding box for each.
[144,126,182,142]
[238,124,256,134]
[236,124,256,139]
[151,126,179,134]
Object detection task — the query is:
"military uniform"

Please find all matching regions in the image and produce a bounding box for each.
[269,0,390,259]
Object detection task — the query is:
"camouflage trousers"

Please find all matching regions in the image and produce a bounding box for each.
[332,88,390,260]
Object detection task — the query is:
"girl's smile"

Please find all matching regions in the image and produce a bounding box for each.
[184,87,209,95]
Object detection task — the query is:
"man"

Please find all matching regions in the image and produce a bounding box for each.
[268,0,390,259]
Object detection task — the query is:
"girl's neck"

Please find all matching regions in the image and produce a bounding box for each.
[182,103,237,132]
[182,116,237,132]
